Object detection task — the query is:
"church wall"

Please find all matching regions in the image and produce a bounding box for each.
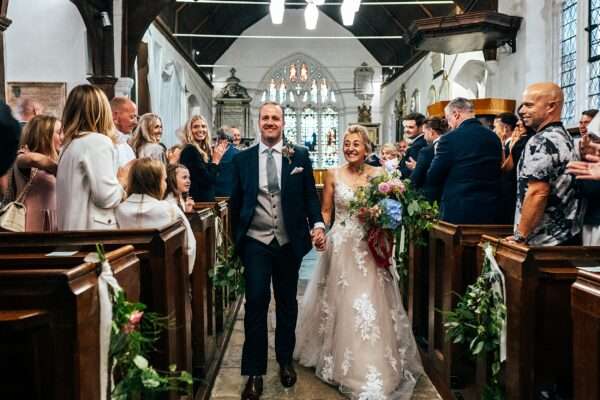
[380,51,485,141]
[5,0,89,96]
[142,23,213,147]
[486,0,560,104]
[214,9,382,143]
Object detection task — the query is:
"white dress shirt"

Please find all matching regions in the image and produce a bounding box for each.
[258,139,283,191]
[116,130,136,168]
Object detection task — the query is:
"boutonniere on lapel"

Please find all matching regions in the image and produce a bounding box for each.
[282,142,295,165]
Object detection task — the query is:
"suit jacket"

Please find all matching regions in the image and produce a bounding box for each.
[426,118,502,224]
[230,144,323,259]
[410,144,440,203]
[215,144,240,197]
[400,134,427,177]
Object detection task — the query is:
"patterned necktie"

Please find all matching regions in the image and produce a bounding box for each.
[266,148,280,193]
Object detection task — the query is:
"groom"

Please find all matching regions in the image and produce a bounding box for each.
[230,101,326,400]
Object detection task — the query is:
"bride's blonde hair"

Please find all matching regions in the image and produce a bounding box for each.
[343,125,372,154]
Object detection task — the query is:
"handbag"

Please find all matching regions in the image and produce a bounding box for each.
[0,168,38,232]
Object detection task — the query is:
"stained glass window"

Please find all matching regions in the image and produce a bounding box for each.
[260,56,341,168]
[589,0,600,108]
[284,106,297,145]
[560,0,577,124]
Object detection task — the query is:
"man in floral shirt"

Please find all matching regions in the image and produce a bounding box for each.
[511,82,583,246]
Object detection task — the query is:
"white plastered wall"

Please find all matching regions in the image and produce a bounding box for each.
[5,0,89,92]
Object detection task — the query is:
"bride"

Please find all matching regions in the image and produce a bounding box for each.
[294,125,423,399]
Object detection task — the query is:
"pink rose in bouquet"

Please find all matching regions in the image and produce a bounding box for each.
[378,182,391,194]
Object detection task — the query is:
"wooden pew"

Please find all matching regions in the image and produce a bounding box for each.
[426,222,513,398]
[0,246,140,400]
[0,222,192,388]
[186,207,218,388]
[571,269,600,400]
[478,237,600,400]
[407,234,429,349]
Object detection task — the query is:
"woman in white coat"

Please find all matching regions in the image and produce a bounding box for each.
[116,158,196,273]
[56,85,127,230]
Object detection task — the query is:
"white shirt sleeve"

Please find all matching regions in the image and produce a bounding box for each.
[174,205,196,274]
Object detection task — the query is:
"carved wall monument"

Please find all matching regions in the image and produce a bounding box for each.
[214,68,251,136]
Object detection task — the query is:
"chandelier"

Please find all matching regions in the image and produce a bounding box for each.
[269,0,361,28]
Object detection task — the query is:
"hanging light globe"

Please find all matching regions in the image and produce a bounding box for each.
[340,1,355,26]
[269,0,285,24]
[305,1,319,30]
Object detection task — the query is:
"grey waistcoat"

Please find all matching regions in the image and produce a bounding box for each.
[246,187,289,246]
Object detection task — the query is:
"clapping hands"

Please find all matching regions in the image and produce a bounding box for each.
[567,138,600,180]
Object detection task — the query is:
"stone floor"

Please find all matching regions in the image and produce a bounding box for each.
[210,250,442,400]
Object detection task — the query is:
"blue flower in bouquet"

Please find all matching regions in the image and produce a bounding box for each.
[378,198,403,230]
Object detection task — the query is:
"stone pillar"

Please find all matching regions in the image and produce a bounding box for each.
[87,75,118,99]
[0,16,12,101]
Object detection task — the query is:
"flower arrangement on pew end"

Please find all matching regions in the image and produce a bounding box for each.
[209,230,245,297]
[93,244,193,400]
[444,243,507,400]
[348,170,438,279]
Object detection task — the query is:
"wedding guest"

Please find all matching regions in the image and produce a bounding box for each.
[231,126,245,150]
[180,115,224,202]
[364,143,381,166]
[116,158,195,273]
[498,111,535,224]
[130,113,166,163]
[396,139,408,159]
[167,144,183,165]
[427,98,502,224]
[57,84,126,230]
[379,143,400,171]
[17,98,43,125]
[214,126,240,197]
[110,96,137,168]
[0,101,21,195]
[13,115,62,231]
[411,117,448,202]
[165,164,194,213]
[509,82,583,245]
[399,112,427,177]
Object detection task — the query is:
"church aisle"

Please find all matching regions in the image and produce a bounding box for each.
[210,252,442,399]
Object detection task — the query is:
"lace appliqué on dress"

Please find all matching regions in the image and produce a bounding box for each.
[320,354,335,383]
[342,348,354,376]
[358,366,386,400]
[353,294,381,344]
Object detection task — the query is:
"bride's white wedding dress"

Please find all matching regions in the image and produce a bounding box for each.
[294,169,423,400]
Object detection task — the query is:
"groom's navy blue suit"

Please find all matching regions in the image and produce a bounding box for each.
[230,143,323,376]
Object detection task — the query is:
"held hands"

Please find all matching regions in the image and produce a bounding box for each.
[405,157,417,170]
[311,227,327,251]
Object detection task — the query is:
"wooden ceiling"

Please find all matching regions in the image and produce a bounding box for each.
[159,0,497,72]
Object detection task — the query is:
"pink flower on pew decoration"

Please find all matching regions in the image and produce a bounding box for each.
[122,310,144,334]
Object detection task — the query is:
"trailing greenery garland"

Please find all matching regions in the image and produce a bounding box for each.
[444,243,507,400]
[94,244,193,400]
[208,216,245,296]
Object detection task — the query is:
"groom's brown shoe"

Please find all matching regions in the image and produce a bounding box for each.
[279,364,297,388]
[241,376,263,400]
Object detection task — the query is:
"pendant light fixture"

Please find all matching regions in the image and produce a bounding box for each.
[269,0,285,24]
[304,0,319,30]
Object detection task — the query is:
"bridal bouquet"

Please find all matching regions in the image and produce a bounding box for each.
[348,171,438,270]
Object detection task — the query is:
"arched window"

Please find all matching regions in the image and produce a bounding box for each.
[259,55,341,168]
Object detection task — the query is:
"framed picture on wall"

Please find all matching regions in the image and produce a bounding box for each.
[351,122,381,146]
[6,82,67,119]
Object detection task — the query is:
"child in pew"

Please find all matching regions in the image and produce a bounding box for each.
[165,164,195,213]
[116,158,196,274]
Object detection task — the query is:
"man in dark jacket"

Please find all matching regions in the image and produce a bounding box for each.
[214,126,240,197]
[399,112,427,177]
[427,98,503,224]
[411,117,447,203]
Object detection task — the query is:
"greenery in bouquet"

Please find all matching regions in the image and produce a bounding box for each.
[348,171,438,276]
[94,244,193,400]
[444,243,507,399]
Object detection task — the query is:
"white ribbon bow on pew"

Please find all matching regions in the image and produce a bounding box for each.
[85,252,123,400]
[483,244,508,362]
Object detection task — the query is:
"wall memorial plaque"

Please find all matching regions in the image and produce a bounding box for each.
[6,82,67,119]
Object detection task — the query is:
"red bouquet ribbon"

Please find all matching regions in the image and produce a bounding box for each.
[367,228,394,270]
